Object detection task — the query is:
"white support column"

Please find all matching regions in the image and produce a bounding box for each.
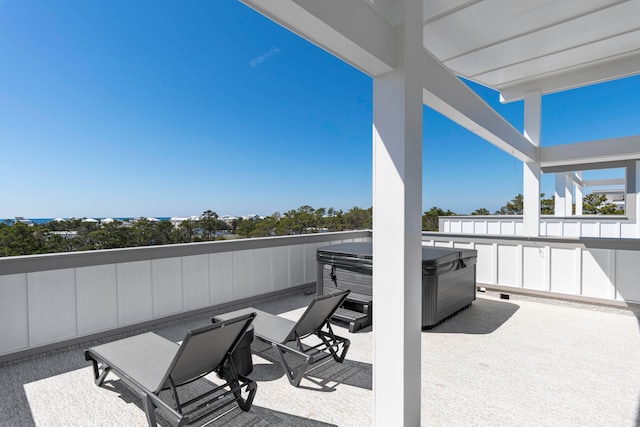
[555,173,573,216]
[554,174,564,216]
[372,0,422,425]
[575,172,583,215]
[565,173,574,215]
[523,91,541,236]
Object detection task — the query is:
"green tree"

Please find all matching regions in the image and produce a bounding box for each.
[422,207,456,231]
[199,210,220,241]
[471,208,490,215]
[343,206,372,230]
[495,194,523,215]
[541,193,554,215]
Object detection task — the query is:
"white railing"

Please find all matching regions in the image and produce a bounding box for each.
[439,215,637,238]
[0,231,370,361]
[423,232,640,305]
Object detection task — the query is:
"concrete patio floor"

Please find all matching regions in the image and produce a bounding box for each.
[1,290,639,426]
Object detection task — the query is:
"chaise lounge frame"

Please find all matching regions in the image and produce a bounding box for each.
[84,312,257,426]
[213,290,351,387]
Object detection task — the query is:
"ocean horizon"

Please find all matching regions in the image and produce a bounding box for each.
[3,217,172,225]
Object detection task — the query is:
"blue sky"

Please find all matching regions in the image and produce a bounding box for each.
[1,1,639,219]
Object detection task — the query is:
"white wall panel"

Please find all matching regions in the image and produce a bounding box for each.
[233,250,254,299]
[289,245,304,286]
[152,258,183,317]
[209,252,233,304]
[434,241,454,247]
[615,250,640,303]
[497,245,519,286]
[304,243,320,283]
[550,248,577,295]
[500,221,515,235]
[562,222,579,237]
[475,243,495,284]
[522,246,546,291]
[182,254,210,310]
[487,222,500,234]
[453,241,474,249]
[0,274,29,354]
[600,222,619,238]
[27,269,77,346]
[253,248,273,294]
[546,222,562,236]
[117,261,153,325]
[272,246,290,290]
[76,265,118,335]
[450,221,462,233]
[474,221,487,234]
[581,222,599,237]
[581,249,613,299]
[461,221,474,234]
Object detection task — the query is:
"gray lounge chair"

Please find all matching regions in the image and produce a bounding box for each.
[213,290,350,387]
[84,312,257,426]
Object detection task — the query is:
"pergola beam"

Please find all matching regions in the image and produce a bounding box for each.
[422,49,538,163]
[241,0,396,76]
[540,135,640,169]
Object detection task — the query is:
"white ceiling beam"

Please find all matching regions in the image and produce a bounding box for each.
[421,49,538,163]
[540,135,640,168]
[240,0,396,76]
[499,52,640,103]
[583,178,626,187]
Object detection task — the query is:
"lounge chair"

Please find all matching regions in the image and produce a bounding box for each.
[213,290,351,387]
[84,312,257,426]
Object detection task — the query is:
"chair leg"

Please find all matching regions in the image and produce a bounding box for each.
[272,343,310,387]
[142,394,158,427]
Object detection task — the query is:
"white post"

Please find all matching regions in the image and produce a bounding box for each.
[372,0,422,424]
[575,172,583,215]
[565,173,574,215]
[523,91,541,236]
[554,174,563,216]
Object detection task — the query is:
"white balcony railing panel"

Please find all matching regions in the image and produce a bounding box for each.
[497,245,518,287]
[232,250,255,300]
[475,243,495,284]
[28,268,77,347]
[0,273,28,354]
[582,249,614,300]
[549,248,578,295]
[209,252,234,305]
[272,246,290,291]
[152,257,184,317]
[77,264,118,336]
[289,245,305,286]
[117,261,153,325]
[253,247,273,295]
[523,246,547,291]
[616,250,640,302]
[182,254,210,311]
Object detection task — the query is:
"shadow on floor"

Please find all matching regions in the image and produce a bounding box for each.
[425,297,519,334]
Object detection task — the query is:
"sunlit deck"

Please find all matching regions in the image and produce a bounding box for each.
[1,290,638,427]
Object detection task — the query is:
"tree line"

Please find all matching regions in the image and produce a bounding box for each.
[0,193,623,257]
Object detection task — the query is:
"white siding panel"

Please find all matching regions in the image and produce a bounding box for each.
[487,222,500,234]
[581,222,599,237]
[497,245,518,287]
[474,221,487,234]
[182,254,210,310]
[562,222,579,238]
[453,241,474,249]
[600,222,619,238]
[272,246,290,290]
[152,258,183,317]
[117,261,153,325]
[522,246,546,291]
[0,274,29,354]
[209,252,233,304]
[304,243,320,284]
[76,265,118,335]
[581,249,613,299]
[289,245,304,286]
[253,248,273,294]
[233,250,254,299]
[550,248,576,295]
[475,243,494,284]
[27,269,77,346]
[499,221,515,235]
[546,222,562,236]
[615,250,640,303]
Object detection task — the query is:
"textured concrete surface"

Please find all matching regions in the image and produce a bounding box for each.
[1,292,639,426]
